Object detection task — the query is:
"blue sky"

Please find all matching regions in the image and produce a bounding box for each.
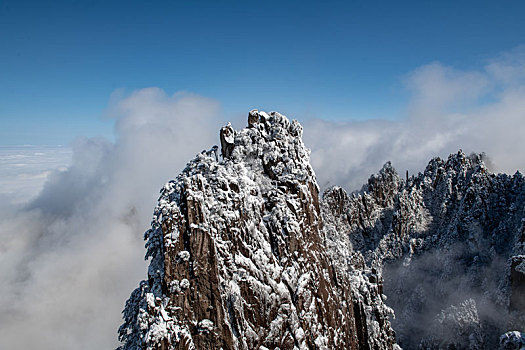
[1,0,525,145]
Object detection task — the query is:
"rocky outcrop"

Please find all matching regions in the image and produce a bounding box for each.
[500,331,525,350]
[510,255,525,312]
[118,111,397,349]
[219,122,235,159]
[322,152,525,349]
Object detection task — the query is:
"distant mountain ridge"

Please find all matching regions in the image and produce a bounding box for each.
[118,110,524,349]
[322,149,525,348]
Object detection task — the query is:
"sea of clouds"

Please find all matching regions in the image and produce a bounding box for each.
[0,47,524,349]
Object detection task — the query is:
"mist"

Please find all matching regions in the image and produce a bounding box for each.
[1,47,525,349]
[305,46,525,191]
[383,242,514,348]
[0,89,224,349]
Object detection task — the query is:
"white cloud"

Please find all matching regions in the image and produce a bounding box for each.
[485,45,525,85]
[304,47,525,191]
[0,146,71,204]
[0,89,224,349]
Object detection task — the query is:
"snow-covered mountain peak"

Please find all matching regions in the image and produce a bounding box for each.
[118,111,524,349]
[118,111,396,350]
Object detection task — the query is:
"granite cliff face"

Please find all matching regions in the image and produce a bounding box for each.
[118,110,525,349]
[118,111,396,349]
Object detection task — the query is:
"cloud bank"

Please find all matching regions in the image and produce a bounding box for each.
[305,46,525,191]
[0,146,71,206]
[1,47,525,349]
[0,89,224,349]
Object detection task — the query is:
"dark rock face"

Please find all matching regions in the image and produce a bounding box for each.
[118,111,397,349]
[510,255,525,312]
[322,152,525,349]
[220,123,235,159]
[247,109,259,128]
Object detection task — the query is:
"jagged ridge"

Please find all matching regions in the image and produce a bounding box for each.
[322,151,525,349]
[118,111,396,350]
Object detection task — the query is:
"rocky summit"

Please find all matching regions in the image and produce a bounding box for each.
[118,110,524,350]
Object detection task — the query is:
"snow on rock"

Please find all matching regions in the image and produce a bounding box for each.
[322,151,525,349]
[119,112,525,349]
[197,319,214,334]
[118,110,397,349]
[500,331,525,350]
[420,298,483,349]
